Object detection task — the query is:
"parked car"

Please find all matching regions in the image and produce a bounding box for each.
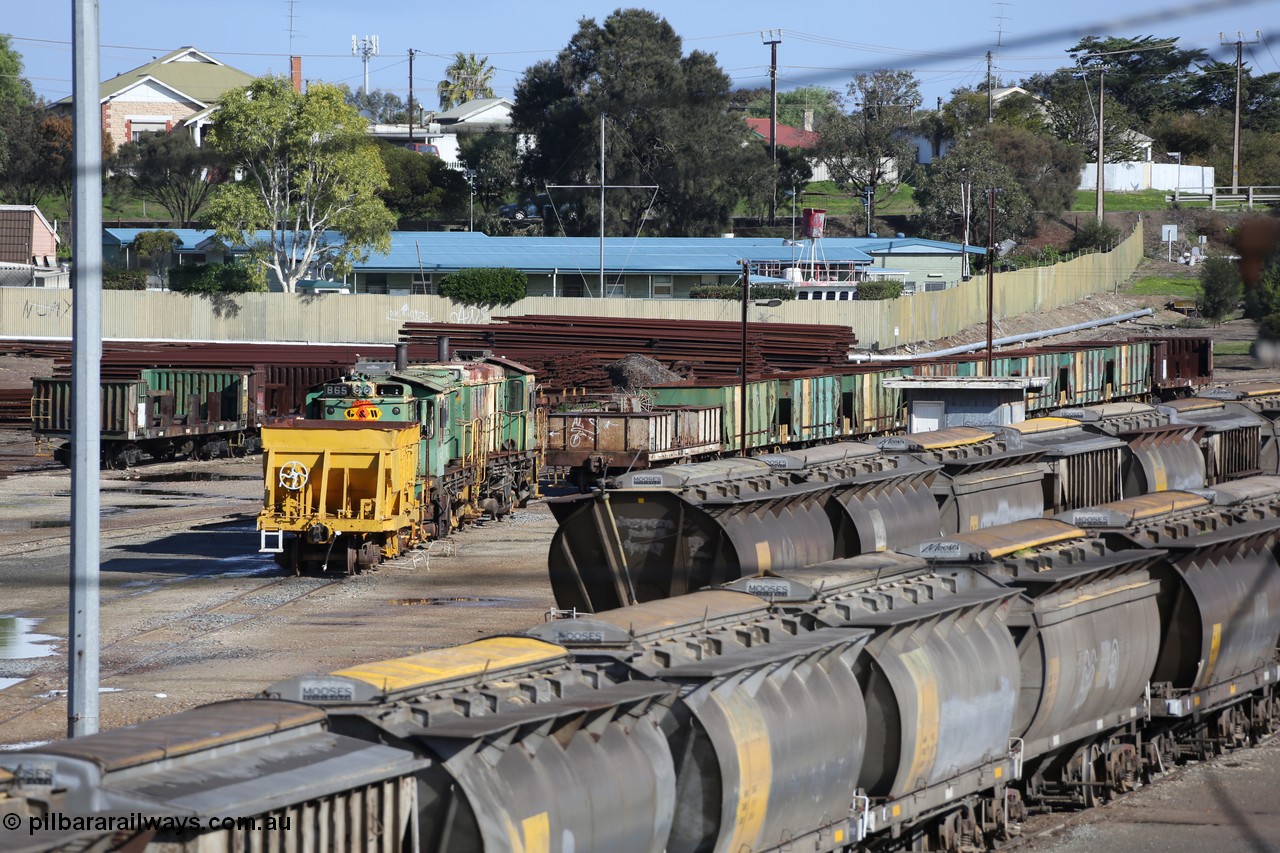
[499,193,577,222]
[404,142,440,156]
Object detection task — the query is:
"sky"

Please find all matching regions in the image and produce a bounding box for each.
[5,0,1278,110]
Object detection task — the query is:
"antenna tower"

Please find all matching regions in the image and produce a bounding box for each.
[992,2,1010,64]
[352,34,380,94]
[287,0,300,55]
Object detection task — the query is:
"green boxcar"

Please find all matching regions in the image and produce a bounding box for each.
[649,379,779,453]
[778,373,840,444]
[32,368,252,467]
[839,367,904,436]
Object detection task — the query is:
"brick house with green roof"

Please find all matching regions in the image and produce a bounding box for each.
[55,47,255,151]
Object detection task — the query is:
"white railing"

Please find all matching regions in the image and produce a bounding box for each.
[1166,186,1280,209]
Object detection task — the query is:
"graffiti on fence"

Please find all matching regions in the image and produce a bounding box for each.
[23,298,72,320]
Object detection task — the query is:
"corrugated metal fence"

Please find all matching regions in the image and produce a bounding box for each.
[1,222,1143,348]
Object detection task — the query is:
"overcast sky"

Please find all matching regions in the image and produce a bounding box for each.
[6,0,1276,108]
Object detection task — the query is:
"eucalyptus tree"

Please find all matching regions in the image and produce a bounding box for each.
[205,76,394,292]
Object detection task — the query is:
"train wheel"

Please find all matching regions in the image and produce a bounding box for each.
[345,545,359,576]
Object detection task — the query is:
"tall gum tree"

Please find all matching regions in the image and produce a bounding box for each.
[206,77,394,293]
[512,9,764,238]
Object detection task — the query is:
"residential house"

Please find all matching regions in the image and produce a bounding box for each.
[744,116,828,181]
[364,98,518,170]
[0,205,64,287]
[56,47,256,151]
[0,206,59,267]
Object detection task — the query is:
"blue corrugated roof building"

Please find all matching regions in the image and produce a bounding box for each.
[103,228,981,296]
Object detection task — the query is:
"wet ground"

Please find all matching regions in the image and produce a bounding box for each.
[0,445,560,746]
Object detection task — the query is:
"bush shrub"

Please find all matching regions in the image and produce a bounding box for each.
[689,284,796,301]
[1195,255,1242,323]
[167,263,264,294]
[439,268,527,306]
[1069,219,1120,253]
[101,266,147,290]
[857,280,904,300]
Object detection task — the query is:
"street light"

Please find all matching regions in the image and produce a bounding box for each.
[465,169,477,232]
[739,259,783,457]
[784,187,799,242]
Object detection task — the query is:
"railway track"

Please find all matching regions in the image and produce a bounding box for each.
[0,573,341,730]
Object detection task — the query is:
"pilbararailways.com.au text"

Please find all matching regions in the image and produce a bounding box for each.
[12,812,292,835]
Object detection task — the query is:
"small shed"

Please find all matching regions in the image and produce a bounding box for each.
[0,205,59,266]
[883,375,1049,432]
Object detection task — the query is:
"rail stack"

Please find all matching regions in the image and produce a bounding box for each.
[398,314,860,390]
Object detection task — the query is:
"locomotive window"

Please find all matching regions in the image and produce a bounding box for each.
[422,401,435,437]
[505,379,523,412]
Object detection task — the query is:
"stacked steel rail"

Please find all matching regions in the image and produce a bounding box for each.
[398,314,860,389]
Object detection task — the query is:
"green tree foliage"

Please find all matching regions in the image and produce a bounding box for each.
[856,281,904,300]
[1196,255,1243,323]
[817,70,920,223]
[512,9,764,237]
[340,86,408,123]
[744,85,842,130]
[168,263,264,294]
[912,137,1035,244]
[0,35,33,108]
[0,107,80,205]
[439,267,526,306]
[133,230,181,285]
[1068,219,1121,253]
[1244,261,1280,321]
[1147,110,1232,169]
[205,77,395,293]
[459,130,519,209]
[437,53,496,111]
[1022,69,1142,163]
[1067,36,1207,125]
[689,284,795,301]
[942,86,1049,138]
[973,124,1083,213]
[378,143,469,221]
[1188,60,1280,133]
[111,132,223,226]
[101,266,147,290]
[775,145,813,196]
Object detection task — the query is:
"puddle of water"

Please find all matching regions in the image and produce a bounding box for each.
[0,740,50,752]
[0,518,70,531]
[210,557,280,578]
[389,596,524,607]
[138,472,259,483]
[0,677,23,691]
[0,616,59,659]
[36,687,123,699]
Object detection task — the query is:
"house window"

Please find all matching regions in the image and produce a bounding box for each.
[128,119,169,142]
[651,275,673,298]
[412,275,435,295]
[699,274,720,286]
[362,273,388,295]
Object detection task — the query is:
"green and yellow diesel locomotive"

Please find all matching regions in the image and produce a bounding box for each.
[257,347,538,573]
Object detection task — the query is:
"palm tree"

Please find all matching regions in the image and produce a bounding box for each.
[437,53,496,111]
